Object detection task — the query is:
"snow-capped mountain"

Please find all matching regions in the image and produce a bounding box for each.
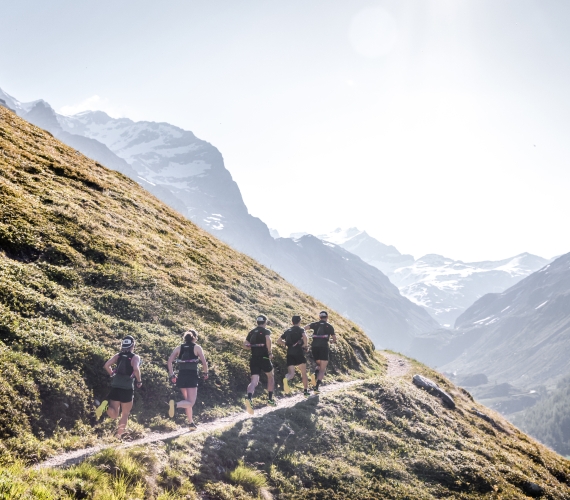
[409,252,570,391]
[318,228,549,326]
[0,87,439,350]
[318,228,414,275]
[392,252,550,326]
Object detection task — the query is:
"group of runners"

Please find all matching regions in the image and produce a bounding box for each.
[96,311,336,436]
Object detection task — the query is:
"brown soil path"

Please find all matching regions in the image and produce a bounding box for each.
[383,351,411,378]
[38,379,363,469]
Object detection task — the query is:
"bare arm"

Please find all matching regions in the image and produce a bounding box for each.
[103,354,119,376]
[196,345,208,380]
[302,331,309,349]
[243,339,251,350]
[266,336,273,358]
[330,334,337,344]
[277,337,286,347]
[168,346,181,376]
[131,355,142,385]
[303,324,311,331]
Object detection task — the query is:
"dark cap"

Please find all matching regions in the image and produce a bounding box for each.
[319,311,328,318]
[292,315,301,324]
[256,314,267,323]
[121,335,135,350]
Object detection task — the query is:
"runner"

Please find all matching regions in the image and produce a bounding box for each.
[243,314,275,414]
[167,330,208,430]
[95,336,142,438]
[304,311,337,392]
[278,315,310,397]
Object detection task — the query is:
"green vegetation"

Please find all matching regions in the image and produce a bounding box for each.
[227,460,268,493]
[1,366,569,498]
[516,375,570,456]
[0,106,379,463]
[1,105,569,499]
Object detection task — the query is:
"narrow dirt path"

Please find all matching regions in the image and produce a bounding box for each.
[38,379,363,469]
[383,351,411,378]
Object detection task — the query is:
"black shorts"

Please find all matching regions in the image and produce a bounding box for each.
[108,387,134,403]
[286,353,306,367]
[177,370,199,388]
[250,356,273,376]
[312,346,329,361]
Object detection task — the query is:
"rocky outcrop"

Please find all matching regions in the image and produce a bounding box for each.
[412,374,455,409]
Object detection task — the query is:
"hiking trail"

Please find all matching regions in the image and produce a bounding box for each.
[384,351,411,378]
[38,379,362,469]
[38,352,409,469]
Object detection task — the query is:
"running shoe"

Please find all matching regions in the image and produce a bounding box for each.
[95,400,108,419]
[267,399,277,407]
[283,378,291,394]
[188,422,198,431]
[245,398,254,415]
[304,390,311,398]
[168,399,175,418]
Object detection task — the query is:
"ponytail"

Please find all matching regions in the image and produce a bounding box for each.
[183,329,198,344]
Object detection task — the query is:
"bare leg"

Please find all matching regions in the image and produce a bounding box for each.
[299,364,308,390]
[317,361,328,380]
[315,359,322,374]
[285,366,296,380]
[116,400,133,437]
[107,400,120,419]
[178,388,197,423]
[247,375,260,395]
[177,387,192,407]
[266,371,275,393]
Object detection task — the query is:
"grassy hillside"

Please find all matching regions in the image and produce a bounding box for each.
[2,360,570,499]
[0,106,379,463]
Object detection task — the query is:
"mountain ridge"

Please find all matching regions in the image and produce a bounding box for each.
[318,227,550,326]
[1,92,570,500]
[0,87,438,351]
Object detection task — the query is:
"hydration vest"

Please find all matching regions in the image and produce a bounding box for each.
[313,324,330,339]
[248,327,270,356]
[249,328,267,347]
[177,342,199,370]
[285,327,304,348]
[115,351,135,377]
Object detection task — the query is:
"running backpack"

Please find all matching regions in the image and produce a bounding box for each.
[314,324,330,339]
[178,343,198,362]
[115,351,135,376]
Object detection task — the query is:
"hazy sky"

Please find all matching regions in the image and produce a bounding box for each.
[2,0,569,261]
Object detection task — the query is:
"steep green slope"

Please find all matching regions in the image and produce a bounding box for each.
[0,107,378,462]
[3,360,570,499]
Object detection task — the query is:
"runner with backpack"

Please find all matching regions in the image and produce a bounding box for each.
[243,314,275,414]
[167,330,208,430]
[95,335,142,437]
[278,315,310,397]
[304,311,337,392]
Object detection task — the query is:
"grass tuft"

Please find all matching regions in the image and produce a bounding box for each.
[227,460,268,493]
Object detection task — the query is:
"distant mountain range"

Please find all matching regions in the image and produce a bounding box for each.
[318,228,550,326]
[405,251,570,449]
[436,252,570,389]
[0,88,438,351]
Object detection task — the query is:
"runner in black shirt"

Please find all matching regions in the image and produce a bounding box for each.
[243,315,275,414]
[304,311,337,392]
[278,315,309,397]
